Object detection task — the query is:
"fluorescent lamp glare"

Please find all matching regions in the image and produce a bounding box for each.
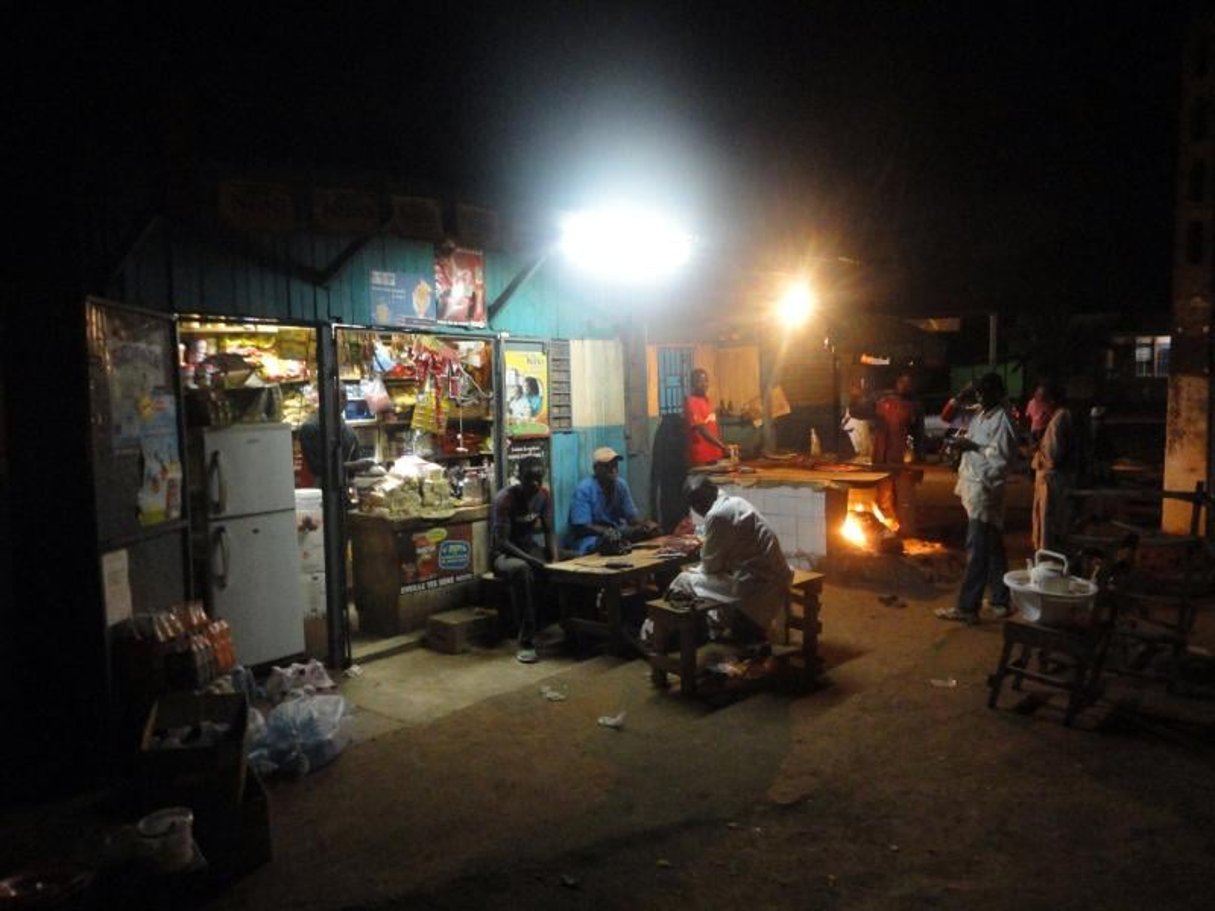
[559,206,694,282]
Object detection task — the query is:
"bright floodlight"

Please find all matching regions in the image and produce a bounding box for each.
[558,206,694,282]
[777,279,816,326]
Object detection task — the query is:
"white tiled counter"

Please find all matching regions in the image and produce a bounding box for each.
[711,466,888,570]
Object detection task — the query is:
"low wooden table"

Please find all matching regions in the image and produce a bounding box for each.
[545,538,699,656]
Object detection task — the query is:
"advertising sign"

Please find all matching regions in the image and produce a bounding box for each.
[505,440,550,485]
[399,523,475,594]
[370,270,436,325]
[434,246,486,325]
[504,347,549,438]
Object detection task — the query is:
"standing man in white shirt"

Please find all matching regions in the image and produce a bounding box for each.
[936,372,1018,625]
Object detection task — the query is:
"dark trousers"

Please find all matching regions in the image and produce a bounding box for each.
[957,518,1009,614]
[493,553,544,645]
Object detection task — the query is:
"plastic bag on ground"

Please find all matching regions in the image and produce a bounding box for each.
[265,659,336,703]
[246,693,352,778]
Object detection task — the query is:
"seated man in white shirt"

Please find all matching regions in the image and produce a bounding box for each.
[666,474,793,644]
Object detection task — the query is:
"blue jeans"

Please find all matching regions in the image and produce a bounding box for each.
[957,518,1009,615]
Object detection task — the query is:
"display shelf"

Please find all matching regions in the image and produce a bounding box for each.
[424,452,494,462]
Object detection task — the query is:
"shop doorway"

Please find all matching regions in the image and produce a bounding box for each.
[333,325,497,661]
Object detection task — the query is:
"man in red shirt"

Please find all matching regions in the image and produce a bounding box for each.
[684,367,728,466]
[871,371,925,533]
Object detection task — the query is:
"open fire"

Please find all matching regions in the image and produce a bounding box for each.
[838,488,902,553]
[836,488,949,558]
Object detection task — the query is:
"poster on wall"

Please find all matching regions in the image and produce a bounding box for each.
[399,523,475,594]
[108,339,169,450]
[370,270,436,325]
[504,348,549,438]
[137,391,183,526]
[505,440,550,486]
[434,245,486,325]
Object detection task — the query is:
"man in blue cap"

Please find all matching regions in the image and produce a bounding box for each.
[568,447,659,555]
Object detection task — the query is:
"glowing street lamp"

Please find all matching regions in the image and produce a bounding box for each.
[488,204,696,323]
[776,278,816,327]
[558,205,695,283]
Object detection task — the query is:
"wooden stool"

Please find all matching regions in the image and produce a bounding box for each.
[774,570,824,689]
[987,618,1111,725]
[645,597,728,696]
[645,570,825,696]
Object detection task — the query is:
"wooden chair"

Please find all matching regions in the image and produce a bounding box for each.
[987,538,1135,726]
[645,569,824,696]
[1066,484,1212,691]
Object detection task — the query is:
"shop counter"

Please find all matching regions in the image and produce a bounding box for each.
[347,506,490,636]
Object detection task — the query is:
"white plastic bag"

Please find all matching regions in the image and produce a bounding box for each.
[246,693,352,778]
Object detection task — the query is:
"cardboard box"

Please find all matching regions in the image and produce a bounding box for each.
[426,607,499,653]
[206,768,272,883]
[140,692,248,813]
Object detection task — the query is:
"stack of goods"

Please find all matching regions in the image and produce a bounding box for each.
[358,454,454,519]
[124,601,237,692]
[295,488,327,659]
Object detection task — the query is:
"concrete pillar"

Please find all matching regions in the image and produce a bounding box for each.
[1165,13,1215,534]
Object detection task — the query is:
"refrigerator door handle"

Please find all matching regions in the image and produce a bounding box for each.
[211,527,231,589]
[208,449,227,515]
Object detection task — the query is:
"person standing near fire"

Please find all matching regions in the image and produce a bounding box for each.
[684,367,729,466]
[936,372,1017,625]
[871,370,925,533]
[1030,382,1076,552]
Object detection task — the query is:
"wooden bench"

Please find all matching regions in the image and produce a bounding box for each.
[646,570,824,696]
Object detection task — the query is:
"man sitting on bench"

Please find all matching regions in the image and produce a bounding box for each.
[666,474,793,644]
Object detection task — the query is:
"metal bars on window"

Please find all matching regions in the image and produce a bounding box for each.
[658,346,694,416]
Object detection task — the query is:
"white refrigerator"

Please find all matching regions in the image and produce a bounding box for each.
[202,422,305,667]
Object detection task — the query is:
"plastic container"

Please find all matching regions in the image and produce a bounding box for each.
[1003,569,1099,626]
[295,488,325,571]
[1028,550,1071,593]
[137,807,194,871]
[299,571,326,618]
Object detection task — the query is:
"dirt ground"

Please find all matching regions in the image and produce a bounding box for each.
[201,469,1215,911]
[5,469,1214,910]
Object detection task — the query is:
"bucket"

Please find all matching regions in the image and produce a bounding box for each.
[136,806,195,871]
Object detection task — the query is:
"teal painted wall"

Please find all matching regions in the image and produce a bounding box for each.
[114,229,627,338]
[111,223,636,543]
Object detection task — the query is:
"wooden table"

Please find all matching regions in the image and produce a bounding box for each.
[545,538,699,656]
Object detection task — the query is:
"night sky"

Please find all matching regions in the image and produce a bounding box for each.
[20,1,1190,319]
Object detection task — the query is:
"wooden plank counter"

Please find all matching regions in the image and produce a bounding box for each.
[705,465,891,487]
[348,505,490,636]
